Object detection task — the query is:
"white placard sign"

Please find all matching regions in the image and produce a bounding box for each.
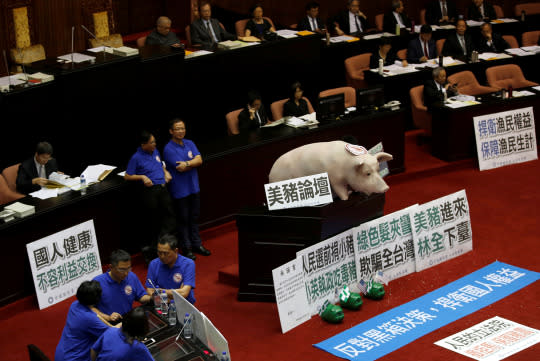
[353,205,418,283]
[412,190,473,272]
[473,106,537,171]
[435,316,540,360]
[296,228,357,315]
[272,258,311,333]
[26,220,102,309]
[264,172,333,210]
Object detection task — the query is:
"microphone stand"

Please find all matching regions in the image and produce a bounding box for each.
[81,24,108,60]
[2,50,13,92]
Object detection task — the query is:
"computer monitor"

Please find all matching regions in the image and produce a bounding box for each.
[357,87,385,111]
[318,93,345,121]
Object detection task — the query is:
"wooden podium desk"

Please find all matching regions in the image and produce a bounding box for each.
[431,91,540,161]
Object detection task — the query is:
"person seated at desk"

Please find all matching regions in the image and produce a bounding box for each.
[426,0,457,25]
[93,250,151,322]
[163,119,210,260]
[55,281,117,361]
[91,307,153,361]
[333,0,370,36]
[238,90,270,132]
[16,141,59,194]
[245,4,276,38]
[125,130,176,261]
[297,1,327,35]
[468,0,497,22]
[146,234,196,304]
[370,36,408,68]
[383,0,411,34]
[190,1,235,50]
[442,19,474,61]
[423,66,458,111]
[476,23,509,53]
[407,25,436,63]
[145,16,183,48]
[283,82,310,117]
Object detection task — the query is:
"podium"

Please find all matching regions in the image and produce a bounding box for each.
[236,192,386,302]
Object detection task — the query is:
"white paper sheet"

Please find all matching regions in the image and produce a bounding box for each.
[30,188,59,200]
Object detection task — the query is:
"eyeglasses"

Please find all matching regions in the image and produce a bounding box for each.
[157,251,172,256]
[115,266,132,273]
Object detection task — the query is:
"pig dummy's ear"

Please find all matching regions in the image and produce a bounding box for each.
[376,152,393,163]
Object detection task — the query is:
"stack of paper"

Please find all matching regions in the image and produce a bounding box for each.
[512,90,535,98]
[113,46,139,57]
[28,72,54,83]
[5,202,35,218]
[87,46,114,53]
[285,113,319,128]
[217,40,246,50]
[0,75,26,91]
[46,172,80,188]
[58,53,96,63]
[329,35,357,43]
[276,29,297,39]
[30,188,59,200]
[81,164,116,184]
[478,52,512,60]
[521,45,540,54]
[505,48,534,56]
[185,50,213,58]
[466,20,485,27]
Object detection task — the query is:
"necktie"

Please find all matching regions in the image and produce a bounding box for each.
[256,111,262,126]
[355,15,362,33]
[40,164,46,179]
[423,41,429,58]
[480,5,485,18]
[460,35,467,54]
[442,1,448,17]
[206,21,217,43]
[310,18,316,31]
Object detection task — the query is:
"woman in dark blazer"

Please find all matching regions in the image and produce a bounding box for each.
[245,4,275,38]
[283,82,310,117]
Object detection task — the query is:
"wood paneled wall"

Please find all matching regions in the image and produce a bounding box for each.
[0,0,524,71]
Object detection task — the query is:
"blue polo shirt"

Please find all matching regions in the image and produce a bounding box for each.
[163,139,200,199]
[126,147,165,185]
[92,327,154,361]
[93,272,147,316]
[55,300,109,361]
[145,254,196,304]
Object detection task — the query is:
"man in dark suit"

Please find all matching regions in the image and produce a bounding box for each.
[297,1,326,35]
[407,25,437,63]
[426,0,457,25]
[476,23,509,53]
[16,141,59,194]
[383,0,411,34]
[468,0,497,22]
[333,0,370,36]
[423,67,458,111]
[442,19,474,61]
[190,2,235,50]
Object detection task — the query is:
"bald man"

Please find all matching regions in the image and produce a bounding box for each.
[145,16,183,47]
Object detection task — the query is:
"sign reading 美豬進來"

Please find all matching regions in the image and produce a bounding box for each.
[412,189,473,272]
[264,172,333,210]
[354,205,418,284]
[26,220,102,310]
[435,316,540,360]
[296,228,357,315]
[473,106,537,171]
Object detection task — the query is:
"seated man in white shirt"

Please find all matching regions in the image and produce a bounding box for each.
[333,0,370,36]
[297,1,327,35]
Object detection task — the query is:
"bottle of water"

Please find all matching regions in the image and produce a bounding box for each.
[183,313,193,339]
[153,290,161,312]
[168,300,177,326]
[160,290,168,315]
[80,174,86,195]
[378,58,384,75]
[219,351,229,361]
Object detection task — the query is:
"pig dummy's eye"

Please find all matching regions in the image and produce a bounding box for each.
[366,172,371,176]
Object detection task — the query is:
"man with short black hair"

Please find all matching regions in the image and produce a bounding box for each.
[145,16,183,47]
[333,0,370,36]
[190,2,235,50]
[93,250,151,322]
[297,2,326,35]
[407,24,436,63]
[16,141,60,194]
[145,234,196,304]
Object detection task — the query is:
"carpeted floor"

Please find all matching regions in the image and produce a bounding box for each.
[0,132,538,361]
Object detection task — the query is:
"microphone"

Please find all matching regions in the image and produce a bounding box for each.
[2,50,13,92]
[81,24,109,57]
[71,26,74,66]
[16,48,29,87]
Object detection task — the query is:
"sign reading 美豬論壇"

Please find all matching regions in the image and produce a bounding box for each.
[264,172,332,210]
[412,189,473,272]
[26,220,102,309]
[473,106,537,171]
[354,205,418,284]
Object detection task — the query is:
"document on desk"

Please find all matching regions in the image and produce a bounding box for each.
[82,164,116,184]
[0,75,26,86]
[444,99,480,108]
[276,29,298,38]
[478,52,512,61]
[87,46,114,53]
[57,53,96,63]
[185,50,213,58]
[505,48,534,56]
[492,18,518,23]
[329,35,357,43]
[261,118,285,127]
[47,172,80,188]
[30,188,59,200]
[466,20,485,27]
[512,90,535,97]
[438,24,456,30]
[521,45,540,54]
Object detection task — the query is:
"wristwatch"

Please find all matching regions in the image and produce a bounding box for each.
[186,161,190,167]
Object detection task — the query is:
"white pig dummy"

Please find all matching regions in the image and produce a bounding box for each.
[268,141,393,201]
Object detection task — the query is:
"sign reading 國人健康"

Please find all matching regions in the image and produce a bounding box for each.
[473,106,537,171]
[26,220,102,309]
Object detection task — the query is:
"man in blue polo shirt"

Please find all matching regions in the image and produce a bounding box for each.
[125,130,176,263]
[56,281,116,361]
[163,118,211,260]
[146,234,196,304]
[93,250,151,322]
